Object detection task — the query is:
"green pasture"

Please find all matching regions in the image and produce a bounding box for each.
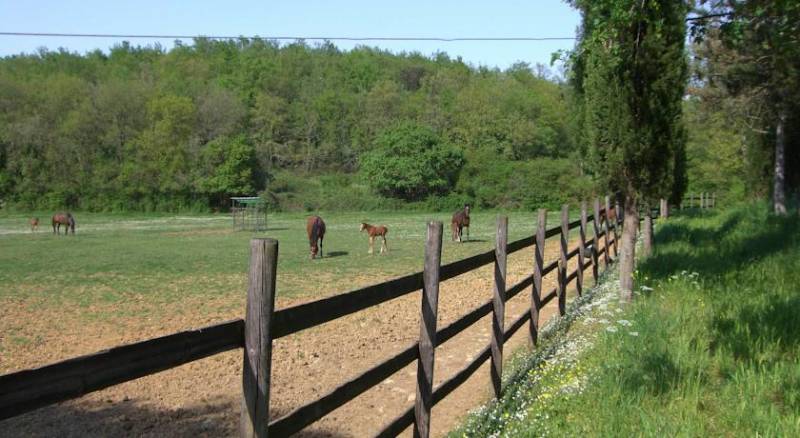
[0,209,581,318]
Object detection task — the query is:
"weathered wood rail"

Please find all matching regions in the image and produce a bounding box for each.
[1,198,626,437]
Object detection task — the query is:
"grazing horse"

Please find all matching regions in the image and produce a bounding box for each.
[600,206,618,229]
[29,217,39,233]
[360,223,389,254]
[52,212,76,235]
[451,204,471,242]
[306,216,326,259]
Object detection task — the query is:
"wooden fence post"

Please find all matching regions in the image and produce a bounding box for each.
[689,193,694,209]
[530,209,546,345]
[414,221,443,438]
[604,196,615,260]
[241,238,279,438]
[660,198,669,219]
[590,200,600,285]
[712,192,716,208]
[596,198,609,269]
[613,197,621,257]
[491,216,507,399]
[577,201,587,296]
[558,205,568,316]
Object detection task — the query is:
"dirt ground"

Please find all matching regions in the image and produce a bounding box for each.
[0,237,610,438]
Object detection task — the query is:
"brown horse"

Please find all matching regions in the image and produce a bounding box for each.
[52,212,75,235]
[600,206,618,229]
[360,223,389,254]
[29,217,39,232]
[451,204,471,242]
[306,216,326,259]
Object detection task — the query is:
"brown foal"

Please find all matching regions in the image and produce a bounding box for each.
[359,222,389,254]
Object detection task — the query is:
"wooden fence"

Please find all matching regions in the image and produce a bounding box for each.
[1,197,627,437]
[681,192,716,210]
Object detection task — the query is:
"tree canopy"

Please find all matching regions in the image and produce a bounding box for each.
[0,40,579,211]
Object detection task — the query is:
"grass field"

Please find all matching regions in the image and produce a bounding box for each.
[453,204,800,436]
[0,209,583,321]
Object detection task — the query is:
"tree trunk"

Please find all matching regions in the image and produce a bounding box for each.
[642,211,653,258]
[619,194,638,302]
[774,108,787,215]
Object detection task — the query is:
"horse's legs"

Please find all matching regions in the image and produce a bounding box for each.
[466,226,469,242]
[368,236,374,254]
[319,237,323,258]
[381,236,388,254]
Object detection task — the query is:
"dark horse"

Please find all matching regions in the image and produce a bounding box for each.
[306,216,326,259]
[451,204,471,242]
[360,222,389,254]
[600,206,618,229]
[52,212,75,235]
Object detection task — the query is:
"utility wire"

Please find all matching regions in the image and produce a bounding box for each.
[0,31,576,42]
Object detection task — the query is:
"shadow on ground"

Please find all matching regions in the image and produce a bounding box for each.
[0,398,348,438]
[639,209,799,281]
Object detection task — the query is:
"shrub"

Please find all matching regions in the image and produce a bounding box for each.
[360,122,465,201]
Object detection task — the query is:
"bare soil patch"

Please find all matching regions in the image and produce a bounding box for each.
[0,237,606,437]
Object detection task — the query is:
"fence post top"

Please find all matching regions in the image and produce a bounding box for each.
[250,237,278,245]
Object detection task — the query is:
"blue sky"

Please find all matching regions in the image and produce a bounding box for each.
[0,0,580,70]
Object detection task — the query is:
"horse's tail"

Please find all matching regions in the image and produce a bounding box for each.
[309,217,321,244]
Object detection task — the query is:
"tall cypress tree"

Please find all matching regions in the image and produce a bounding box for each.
[568,0,689,300]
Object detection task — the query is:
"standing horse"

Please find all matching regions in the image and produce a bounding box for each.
[360,222,389,254]
[52,212,75,235]
[29,217,39,232]
[306,216,326,259]
[451,204,471,242]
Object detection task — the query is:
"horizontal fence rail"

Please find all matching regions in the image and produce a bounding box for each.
[0,197,635,436]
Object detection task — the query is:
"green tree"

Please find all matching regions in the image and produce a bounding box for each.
[691,1,800,214]
[360,123,464,201]
[198,135,257,207]
[569,0,689,299]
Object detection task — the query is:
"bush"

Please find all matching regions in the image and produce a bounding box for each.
[456,151,595,210]
[360,122,465,201]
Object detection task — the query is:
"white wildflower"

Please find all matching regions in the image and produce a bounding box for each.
[628,331,639,336]
[605,326,618,333]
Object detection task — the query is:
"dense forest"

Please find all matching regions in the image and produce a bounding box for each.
[0,39,592,212]
[0,15,797,212]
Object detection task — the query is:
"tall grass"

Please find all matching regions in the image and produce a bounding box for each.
[455,204,800,436]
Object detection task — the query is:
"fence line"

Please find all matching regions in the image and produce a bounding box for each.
[5,194,713,437]
[680,192,716,210]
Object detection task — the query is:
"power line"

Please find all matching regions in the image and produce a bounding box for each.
[0,31,576,42]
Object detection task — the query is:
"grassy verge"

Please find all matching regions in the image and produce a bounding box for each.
[451,204,800,436]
